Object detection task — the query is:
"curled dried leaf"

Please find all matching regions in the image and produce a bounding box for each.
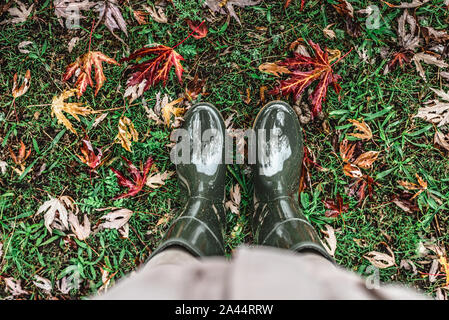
[116,116,139,152]
[348,119,372,140]
[12,69,31,98]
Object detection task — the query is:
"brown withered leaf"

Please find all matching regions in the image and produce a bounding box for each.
[392,191,419,213]
[95,0,128,37]
[204,0,262,25]
[321,224,337,257]
[349,174,378,203]
[68,212,91,241]
[0,0,34,25]
[186,19,208,39]
[51,89,93,134]
[143,4,167,23]
[145,170,174,188]
[398,173,428,199]
[323,24,336,39]
[347,119,372,140]
[364,244,396,269]
[133,10,148,25]
[36,195,77,234]
[9,140,31,175]
[397,10,421,52]
[115,116,138,152]
[323,194,349,218]
[352,151,379,169]
[225,184,241,215]
[339,139,356,163]
[412,52,448,82]
[434,130,449,151]
[63,51,119,97]
[97,208,133,238]
[415,88,449,127]
[332,0,361,38]
[258,62,291,77]
[12,69,31,98]
[343,163,363,178]
[4,278,28,297]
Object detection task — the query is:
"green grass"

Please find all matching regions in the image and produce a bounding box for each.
[0,0,448,299]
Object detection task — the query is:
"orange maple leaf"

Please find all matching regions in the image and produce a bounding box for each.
[63,51,119,97]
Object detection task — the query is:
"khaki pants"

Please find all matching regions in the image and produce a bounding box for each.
[96,246,428,300]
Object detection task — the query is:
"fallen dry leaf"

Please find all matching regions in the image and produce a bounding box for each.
[63,50,119,97]
[352,151,379,169]
[258,62,290,77]
[9,140,31,175]
[412,52,448,82]
[11,69,31,98]
[95,0,128,37]
[398,173,428,199]
[115,116,138,152]
[161,97,185,127]
[76,139,103,170]
[0,0,34,25]
[434,130,449,151]
[143,4,167,23]
[121,45,185,102]
[4,278,28,297]
[323,194,349,218]
[321,224,337,257]
[415,88,449,127]
[33,275,52,294]
[68,212,91,241]
[186,19,208,39]
[97,208,133,237]
[36,195,77,233]
[204,0,262,25]
[145,170,174,188]
[51,89,93,134]
[364,245,396,269]
[347,119,372,140]
[225,184,241,215]
[323,24,336,39]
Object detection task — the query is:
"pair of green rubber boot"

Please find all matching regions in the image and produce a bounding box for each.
[151,101,332,262]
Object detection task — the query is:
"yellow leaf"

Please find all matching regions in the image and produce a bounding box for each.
[161,97,184,126]
[116,116,138,152]
[51,89,93,134]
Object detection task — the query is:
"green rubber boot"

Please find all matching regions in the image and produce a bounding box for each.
[150,103,227,258]
[252,101,333,262]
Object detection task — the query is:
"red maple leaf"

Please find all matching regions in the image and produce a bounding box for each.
[388,50,413,71]
[186,19,208,39]
[270,40,342,118]
[110,156,154,199]
[76,139,103,170]
[323,194,349,218]
[121,45,185,100]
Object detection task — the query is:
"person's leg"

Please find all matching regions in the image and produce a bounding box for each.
[143,247,198,270]
[149,102,228,259]
[94,103,228,299]
[251,100,333,261]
